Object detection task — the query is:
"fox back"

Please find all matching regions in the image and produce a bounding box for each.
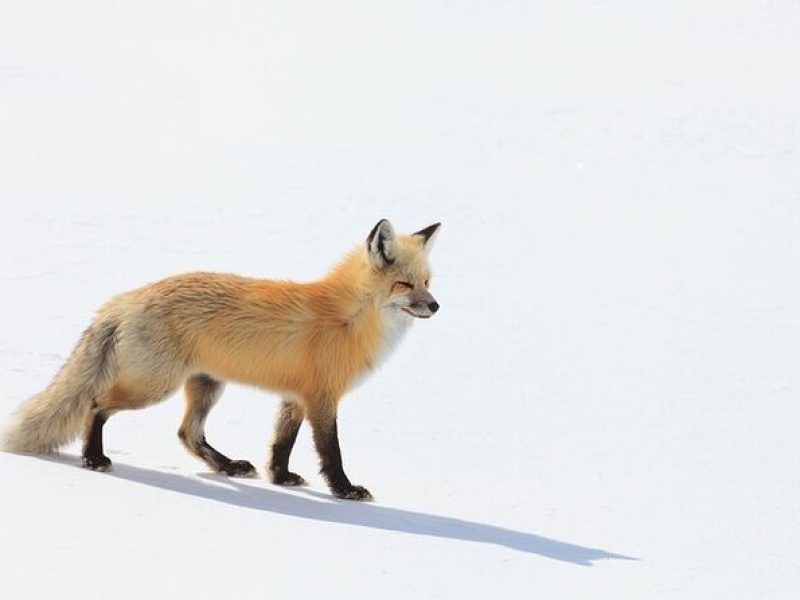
[2,219,441,501]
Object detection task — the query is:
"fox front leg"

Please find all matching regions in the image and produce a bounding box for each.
[307,405,372,501]
[269,399,306,486]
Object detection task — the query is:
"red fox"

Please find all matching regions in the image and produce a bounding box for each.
[2,219,440,500]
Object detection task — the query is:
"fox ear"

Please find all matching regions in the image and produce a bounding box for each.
[367,219,396,268]
[414,222,441,254]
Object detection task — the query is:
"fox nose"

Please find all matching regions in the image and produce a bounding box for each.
[428,301,439,313]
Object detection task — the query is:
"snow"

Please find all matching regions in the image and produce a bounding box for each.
[1,1,799,597]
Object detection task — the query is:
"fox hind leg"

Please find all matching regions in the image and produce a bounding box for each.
[83,380,178,472]
[178,374,255,478]
[269,399,306,486]
[82,408,111,471]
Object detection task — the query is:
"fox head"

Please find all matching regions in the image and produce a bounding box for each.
[366,219,441,319]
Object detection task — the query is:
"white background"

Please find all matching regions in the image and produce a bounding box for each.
[1,2,798,598]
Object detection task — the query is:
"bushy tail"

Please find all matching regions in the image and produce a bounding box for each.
[2,320,119,454]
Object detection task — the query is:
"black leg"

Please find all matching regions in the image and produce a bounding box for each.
[269,400,306,486]
[177,429,257,478]
[194,436,256,477]
[82,411,112,471]
[309,409,372,501]
[178,374,256,478]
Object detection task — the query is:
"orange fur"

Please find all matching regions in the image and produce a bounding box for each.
[2,220,440,498]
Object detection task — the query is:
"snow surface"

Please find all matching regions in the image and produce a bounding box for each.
[1,1,799,598]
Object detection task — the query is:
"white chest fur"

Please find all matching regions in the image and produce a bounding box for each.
[350,308,412,391]
[374,307,413,368]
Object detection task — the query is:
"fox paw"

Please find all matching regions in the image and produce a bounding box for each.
[271,470,307,486]
[221,460,257,478]
[82,454,112,472]
[332,485,373,501]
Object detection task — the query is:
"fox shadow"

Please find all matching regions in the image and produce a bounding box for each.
[40,454,634,566]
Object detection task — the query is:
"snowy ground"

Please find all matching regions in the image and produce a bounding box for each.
[1,1,799,598]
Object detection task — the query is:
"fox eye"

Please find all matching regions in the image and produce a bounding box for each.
[393,281,413,291]
[424,278,430,288]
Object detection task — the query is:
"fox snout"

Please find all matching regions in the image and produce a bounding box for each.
[404,292,440,319]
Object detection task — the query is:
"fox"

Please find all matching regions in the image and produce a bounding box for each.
[2,219,440,501]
